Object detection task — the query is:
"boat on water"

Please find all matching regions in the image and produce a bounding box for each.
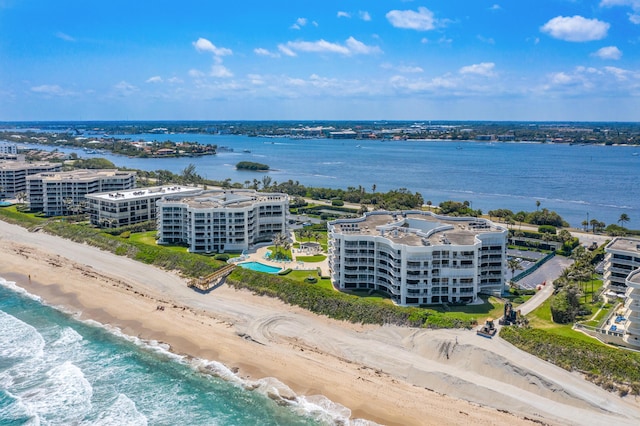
[243,149,251,153]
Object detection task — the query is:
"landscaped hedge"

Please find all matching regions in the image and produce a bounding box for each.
[226,267,476,328]
[42,221,222,278]
[500,326,640,395]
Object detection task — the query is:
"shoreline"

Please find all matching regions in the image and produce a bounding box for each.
[2,220,640,425]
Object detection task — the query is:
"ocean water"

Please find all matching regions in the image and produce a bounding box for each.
[0,277,347,426]
[18,135,640,228]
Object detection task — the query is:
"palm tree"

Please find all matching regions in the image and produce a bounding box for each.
[618,213,630,228]
[516,212,525,230]
[589,219,599,234]
[536,200,541,211]
[507,258,523,284]
[581,220,589,232]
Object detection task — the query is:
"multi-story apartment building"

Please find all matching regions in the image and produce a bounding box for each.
[603,237,640,349]
[0,142,18,159]
[157,189,288,253]
[604,237,640,297]
[0,161,61,199]
[328,211,508,307]
[27,169,136,216]
[85,185,201,228]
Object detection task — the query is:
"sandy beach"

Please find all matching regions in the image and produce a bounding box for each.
[2,220,640,426]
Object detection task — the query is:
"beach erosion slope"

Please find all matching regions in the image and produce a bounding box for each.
[1,220,639,426]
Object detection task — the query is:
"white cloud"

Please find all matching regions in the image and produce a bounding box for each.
[291,17,307,29]
[146,76,163,83]
[113,81,138,96]
[277,44,297,57]
[254,47,279,58]
[337,11,351,18]
[540,16,609,42]
[31,84,69,96]
[281,37,381,56]
[55,32,75,42]
[345,37,382,55]
[477,35,495,44]
[629,13,640,23]
[490,4,501,11]
[359,11,371,21]
[167,77,183,84]
[592,46,622,59]
[285,40,350,55]
[459,62,496,77]
[192,37,232,56]
[600,0,640,11]
[210,64,233,78]
[188,69,205,78]
[386,7,437,31]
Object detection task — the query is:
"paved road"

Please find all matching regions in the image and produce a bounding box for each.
[516,255,574,290]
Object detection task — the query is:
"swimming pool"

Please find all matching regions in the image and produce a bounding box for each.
[238,261,282,274]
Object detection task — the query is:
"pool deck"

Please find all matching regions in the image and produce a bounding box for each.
[240,233,330,276]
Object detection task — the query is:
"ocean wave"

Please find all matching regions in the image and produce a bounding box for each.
[0,278,376,425]
[0,277,42,302]
[0,310,45,361]
[92,393,148,426]
[24,361,93,424]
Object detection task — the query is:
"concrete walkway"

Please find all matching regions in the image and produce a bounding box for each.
[238,231,330,276]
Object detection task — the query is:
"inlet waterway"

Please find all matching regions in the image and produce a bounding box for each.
[21,134,640,228]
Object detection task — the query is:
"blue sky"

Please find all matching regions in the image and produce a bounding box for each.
[1,0,639,121]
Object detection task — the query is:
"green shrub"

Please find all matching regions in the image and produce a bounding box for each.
[304,276,318,284]
[214,253,230,261]
[538,225,557,234]
[331,199,344,206]
[119,231,131,239]
[278,268,292,275]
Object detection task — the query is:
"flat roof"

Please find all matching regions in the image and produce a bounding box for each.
[86,185,199,201]
[331,212,503,246]
[28,169,135,182]
[0,161,59,171]
[163,189,288,209]
[607,237,640,253]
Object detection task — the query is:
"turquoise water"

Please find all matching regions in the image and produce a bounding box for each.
[239,262,282,274]
[0,277,339,425]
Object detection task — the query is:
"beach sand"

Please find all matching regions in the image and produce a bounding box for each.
[2,220,640,426]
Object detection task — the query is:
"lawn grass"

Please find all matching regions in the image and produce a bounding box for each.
[295,254,326,262]
[525,296,607,343]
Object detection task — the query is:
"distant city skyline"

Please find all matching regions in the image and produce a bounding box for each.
[1,1,639,122]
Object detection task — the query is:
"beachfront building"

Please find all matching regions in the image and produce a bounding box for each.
[603,238,640,298]
[0,161,61,199]
[0,142,18,159]
[157,189,288,253]
[328,211,508,307]
[26,169,136,216]
[85,185,201,228]
[603,237,640,349]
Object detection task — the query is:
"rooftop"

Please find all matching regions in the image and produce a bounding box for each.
[163,189,288,209]
[607,237,640,253]
[27,169,135,182]
[0,160,59,171]
[331,211,504,246]
[85,185,199,201]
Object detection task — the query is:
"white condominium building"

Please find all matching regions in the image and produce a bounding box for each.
[604,237,640,297]
[0,161,61,198]
[85,185,201,228]
[157,189,288,253]
[27,169,136,216]
[604,237,640,349]
[328,211,508,307]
